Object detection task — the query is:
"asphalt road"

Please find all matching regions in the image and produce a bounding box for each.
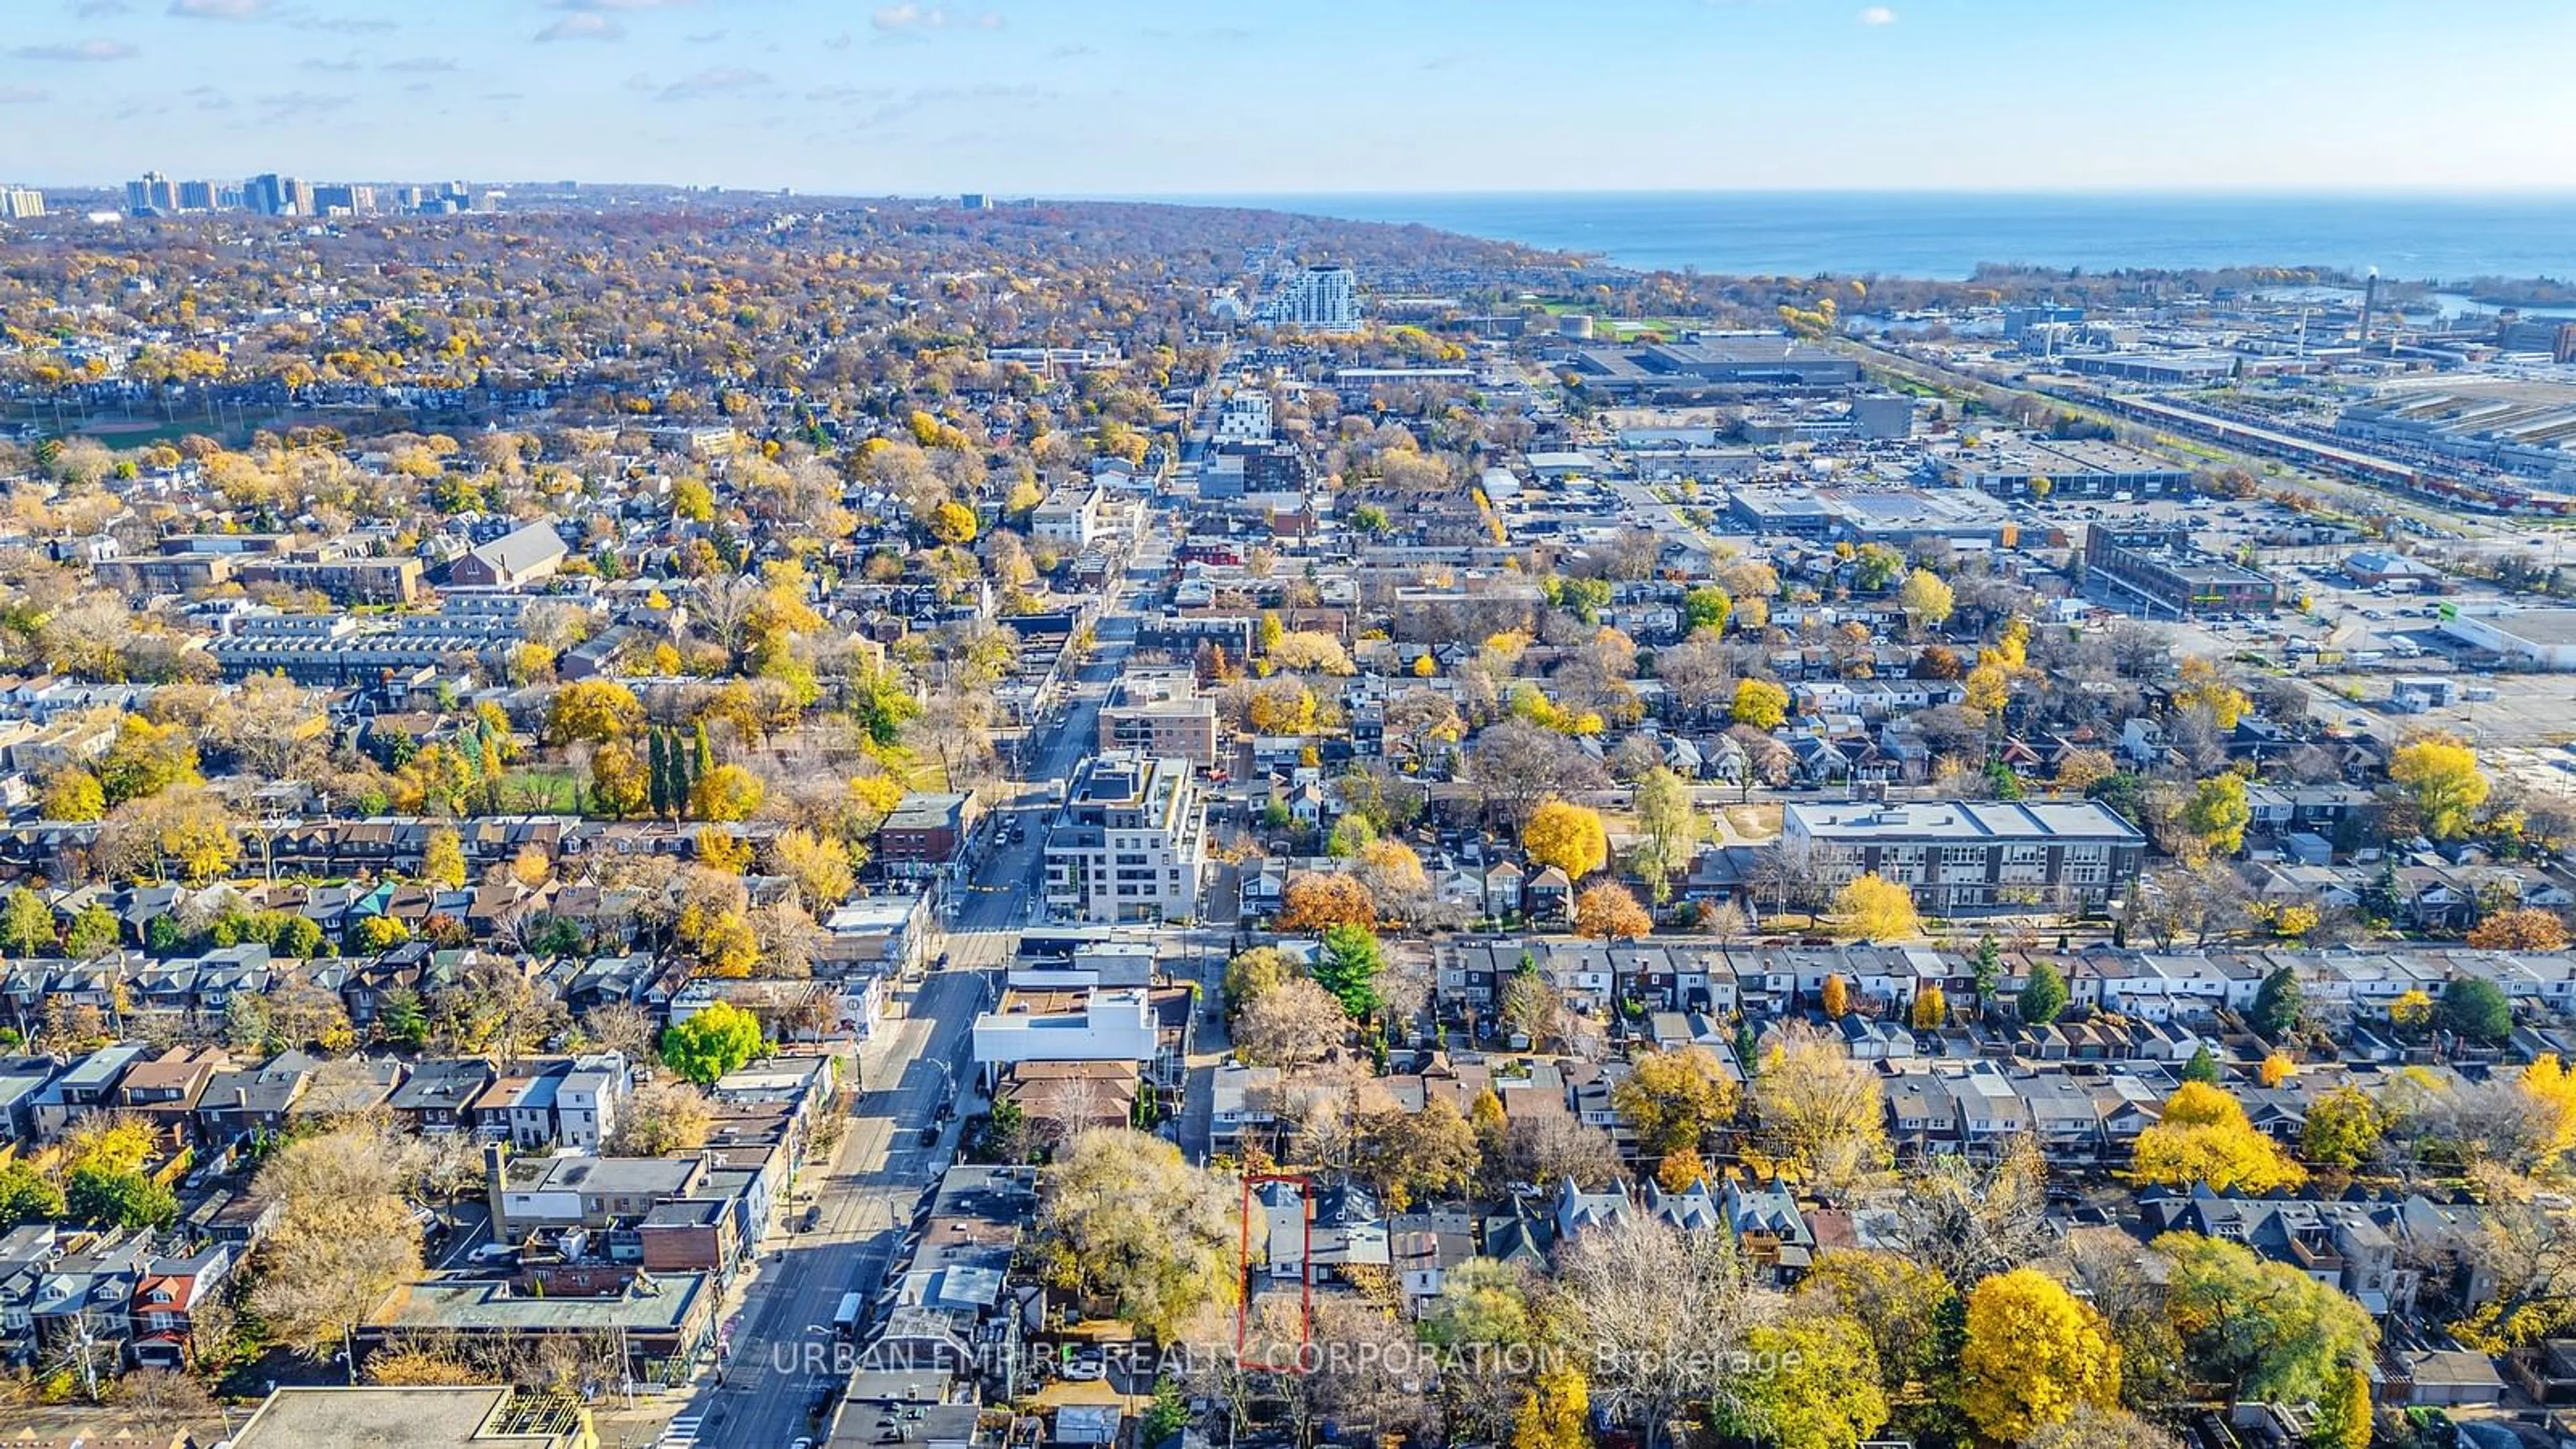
[674,572,1148,1448]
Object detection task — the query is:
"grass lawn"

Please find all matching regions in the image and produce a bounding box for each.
[498,766,582,814]
[1719,803,1782,843]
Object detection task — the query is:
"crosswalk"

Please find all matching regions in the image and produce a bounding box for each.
[659,1414,704,1447]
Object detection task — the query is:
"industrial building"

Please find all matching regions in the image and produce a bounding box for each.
[2055,352,2241,386]
[2437,608,2576,670]
[2083,523,2279,619]
[2337,381,2576,485]
[1944,437,2195,498]
[1570,336,1860,393]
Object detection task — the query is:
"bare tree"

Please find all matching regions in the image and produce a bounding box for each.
[581,1002,659,1065]
[1468,719,1609,833]
[1232,977,1349,1071]
[1891,1134,2050,1287]
[1556,1214,1771,1445]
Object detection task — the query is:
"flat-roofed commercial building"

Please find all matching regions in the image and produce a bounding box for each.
[1783,799,2147,914]
[2084,523,2279,619]
[1096,669,1218,769]
[1043,751,1205,923]
[1945,437,2194,498]
[2439,606,2576,670]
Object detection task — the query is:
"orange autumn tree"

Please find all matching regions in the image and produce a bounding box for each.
[1571,882,1652,941]
[1277,871,1377,933]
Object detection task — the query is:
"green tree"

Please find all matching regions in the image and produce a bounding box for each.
[660,1001,765,1085]
[274,916,325,957]
[2019,960,2069,1025]
[0,1162,64,1228]
[66,1165,178,1231]
[2250,966,2304,1038]
[2436,977,2512,1044]
[1972,932,2002,1010]
[63,903,121,958]
[2182,1044,2220,1085]
[2155,1232,2375,1407]
[647,729,673,818]
[1140,1378,1190,1446]
[1853,543,1907,592]
[0,889,56,957]
[1629,766,1701,906]
[379,988,429,1049]
[1682,585,1732,635]
[1313,924,1385,1020]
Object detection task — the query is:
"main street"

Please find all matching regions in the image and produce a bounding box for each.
[667,559,1152,1448]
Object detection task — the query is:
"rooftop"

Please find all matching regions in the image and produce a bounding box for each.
[1786,799,2145,842]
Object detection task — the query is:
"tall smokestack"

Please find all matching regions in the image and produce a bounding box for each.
[2359,267,2381,348]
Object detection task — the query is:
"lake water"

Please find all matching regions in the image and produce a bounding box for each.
[1179,191,2576,283]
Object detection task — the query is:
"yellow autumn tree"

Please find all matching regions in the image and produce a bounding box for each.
[1731,678,1790,730]
[1510,1362,1590,1449]
[2258,1052,2297,1087]
[2388,733,2489,841]
[419,826,467,890]
[1911,983,1947,1030]
[1957,1268,2121,1443]
[2521,1054,2576,1165]
[1831,873,1921,942]
[690,764,766,822]
[1821,973,1851,1019]
[2173,657,2251,730]
[1522,800,1609,880]
[2389,989,2434,1032]
[2131,1081,2306,1192]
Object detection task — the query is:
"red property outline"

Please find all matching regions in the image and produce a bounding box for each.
[1236,1171,1314,1373]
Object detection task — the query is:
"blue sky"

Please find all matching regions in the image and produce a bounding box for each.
[7,0,2576,195]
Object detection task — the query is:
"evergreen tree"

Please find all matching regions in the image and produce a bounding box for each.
[2182,1044,2220,1084]
[2251,966,2304,1039]
[648,729,672,818]
[2019,960,2069,1026]
[692,721,716,779]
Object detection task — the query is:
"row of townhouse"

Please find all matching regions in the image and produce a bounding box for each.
[1430,936,2576,1039]
[0,1040,637,1161]
[0,1225,232,1371]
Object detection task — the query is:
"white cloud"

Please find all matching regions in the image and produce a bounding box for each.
[657,64,767,100]
[0,85,48,103]
[12,38,140,60]
[537,11,623,40]
[872,5,1002,32]
[1857,6,1897,24]
[168,0,271,18]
